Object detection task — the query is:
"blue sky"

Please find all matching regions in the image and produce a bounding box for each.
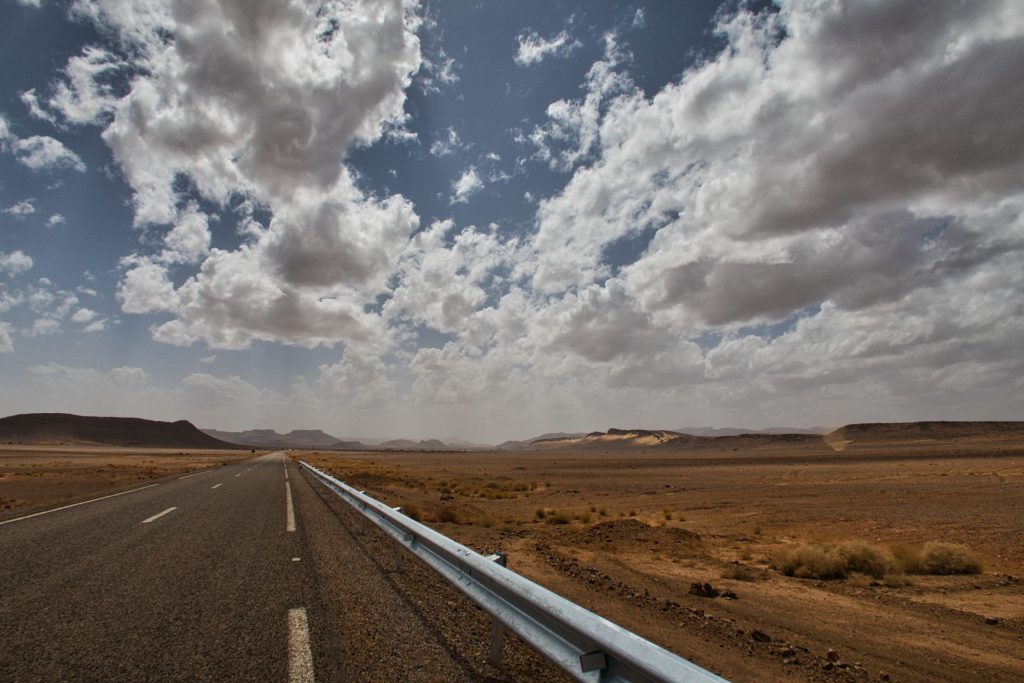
[0,0,1021,442]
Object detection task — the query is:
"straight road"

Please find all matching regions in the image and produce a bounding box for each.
[0,453,342,682]
[0,452,564,682]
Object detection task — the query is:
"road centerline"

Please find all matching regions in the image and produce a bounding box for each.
[286,482,296,532]
[287,607,314,683]
[141,507,177,524]
[211,484,222,490]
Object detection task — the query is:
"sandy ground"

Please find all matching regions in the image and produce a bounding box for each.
[0,446,251,518]
[298,435,1024,682]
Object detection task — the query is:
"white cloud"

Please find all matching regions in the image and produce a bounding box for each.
[0,250,34,276]
[199,354,216,364]
[0,323,13,353]
[3,200,36,217]
[46,213,66,227]
[451,166,483,204]
[19,89,58,125]
[27,318,61,337]
[514,29,582,66]
[83,318,108,333]
[71,308,98,323]
[58,0,424,353]
[429,127,463,157]
[12,136,86,172]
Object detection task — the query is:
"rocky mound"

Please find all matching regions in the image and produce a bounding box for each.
[565,518,702,547]
[827,421,1024,443]
[0,413,237,449]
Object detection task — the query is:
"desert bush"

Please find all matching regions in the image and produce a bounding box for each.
[919,542,982,575]
[774,542,848,580]
[890,544,924,574]
[435,506,460,524]
[535,508,546,520]
[580,511,592,524]
[547,512,572,525]
[838,540,890,579]
[628,510,637,517]
[402,504,421,522]
[663,508,673,520]
[721,564,759,582]
[598,507,607,516]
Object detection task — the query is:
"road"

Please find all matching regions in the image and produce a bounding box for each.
[0,452,565,682]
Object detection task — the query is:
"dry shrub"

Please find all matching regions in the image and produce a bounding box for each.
[840,540,891,579]
[774,541,890,580]
[721,564,759,581]
[774,542,848,580]
[890,544,924,574]
[402,504,421,522]
[535,508,546,520]
[435,506,460,524]
[919,542,982,575]
[547,512,572,525]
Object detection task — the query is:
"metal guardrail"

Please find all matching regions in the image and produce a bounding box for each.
[299,461,729,683]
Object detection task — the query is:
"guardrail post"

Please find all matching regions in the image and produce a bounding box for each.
[485,551,508,667]
[489,617,505,667]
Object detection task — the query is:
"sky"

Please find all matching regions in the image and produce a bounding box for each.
[0,0,1022,443]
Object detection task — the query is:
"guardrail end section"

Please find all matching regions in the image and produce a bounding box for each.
[580,650,607,673]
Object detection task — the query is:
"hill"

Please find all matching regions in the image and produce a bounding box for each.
[203,428,341,449]
[0,413,236,449]
[827,421,1024,443]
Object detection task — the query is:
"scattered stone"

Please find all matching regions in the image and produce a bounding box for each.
[827,648,840,662]
[778,646,796,657]
[689,582,721,598]
[880,673,891,681]
[985,617,1000,625]
[720,589,738,600]
[824,661,835,671]
[751,629,771,643]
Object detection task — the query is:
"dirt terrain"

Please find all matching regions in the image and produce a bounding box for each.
[298,431,1024,682]
[0,446,249,518]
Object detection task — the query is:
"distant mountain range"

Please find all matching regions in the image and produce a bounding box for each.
[4,413,1021,452]
[201,428,487,451]
[0,413,236,449]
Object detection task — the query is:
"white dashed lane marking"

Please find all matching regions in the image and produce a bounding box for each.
[286,482,296,532]
[287,607,314,683]
[141,507,177,524]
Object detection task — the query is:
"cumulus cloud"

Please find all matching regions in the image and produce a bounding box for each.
[394,0,1024,429]
[0,250,34,276]
[451,166,483,204]
[514,28,582,66]
[52,0,424,350]
[0,323,13,353]
[526,33,634,172]
[71,308,98,323]
[3,200,36,217]
[46,214,66,227]
[12,136,86,172]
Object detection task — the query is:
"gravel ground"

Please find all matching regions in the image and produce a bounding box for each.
[292,462,571,682]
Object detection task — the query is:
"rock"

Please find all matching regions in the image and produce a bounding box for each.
[720,589,738,599]
[824,661,835,671]
[689,582,721,598]
[827,648,840,662]
[985,617,1000,625]
[751,629,771,643]
[778,646,796,657]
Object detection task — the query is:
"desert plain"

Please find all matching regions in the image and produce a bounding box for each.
[298,429,1024,682]
[3,429,1023,682]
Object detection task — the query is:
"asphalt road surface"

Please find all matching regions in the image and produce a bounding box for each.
[0,453,565,682]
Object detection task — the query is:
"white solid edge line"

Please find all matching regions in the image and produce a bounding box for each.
[286,481,296,532]
[211,483,222,489]
[235,473,241,477]
[0,484,160,526]
[178,469,213,480]
[287,607,315,683]
[141,506,177,524]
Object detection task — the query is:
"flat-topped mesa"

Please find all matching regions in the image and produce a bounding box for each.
[0,413,236,449]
